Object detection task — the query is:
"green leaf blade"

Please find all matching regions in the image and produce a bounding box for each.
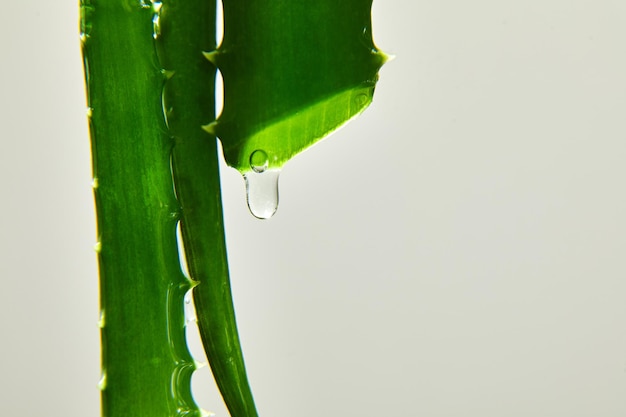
[83,1,200,416]
[215,0,387,173]
[157,0,260,416]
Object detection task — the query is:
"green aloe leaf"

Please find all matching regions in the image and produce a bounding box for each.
[157,1,260,417]
[210,0,387,172]
[206,0,387,218]
[81,1,200,416]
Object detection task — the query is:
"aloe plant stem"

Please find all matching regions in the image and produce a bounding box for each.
[82,1,199,416]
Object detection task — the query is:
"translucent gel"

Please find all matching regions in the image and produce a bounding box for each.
[244,170,280,219]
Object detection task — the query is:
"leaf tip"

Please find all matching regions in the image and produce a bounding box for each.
[202,121,219,135]
[161,69,175,80]
[202,50,221,65]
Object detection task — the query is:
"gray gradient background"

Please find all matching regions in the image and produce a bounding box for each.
[1,1,625,416]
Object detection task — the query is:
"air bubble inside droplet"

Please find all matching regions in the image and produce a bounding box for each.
[244,170,280,219]
[249,149,269,173]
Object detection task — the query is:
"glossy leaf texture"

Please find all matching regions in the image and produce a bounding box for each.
[206,0,388,173]
[83,0,258,416]
[81,1,200,416]
[157,1,260,416]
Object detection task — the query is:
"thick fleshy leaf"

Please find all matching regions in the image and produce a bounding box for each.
[209,0,387,173]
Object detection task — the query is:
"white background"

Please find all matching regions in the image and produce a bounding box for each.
[1,1,625,416]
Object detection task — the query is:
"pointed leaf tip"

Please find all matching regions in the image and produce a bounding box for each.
[202,50,221,65]
[202,121,218,135]
[161,69,175,80]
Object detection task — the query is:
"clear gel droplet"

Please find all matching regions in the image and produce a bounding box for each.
[244,170,280,219]
[249,149,269,173]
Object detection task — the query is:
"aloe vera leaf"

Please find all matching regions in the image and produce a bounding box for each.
[208,0,388,173]
[158,1,259,416]
[82,1,200,416]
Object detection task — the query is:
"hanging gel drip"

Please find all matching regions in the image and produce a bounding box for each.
[244,170,280,219]
[244,150,279,218]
